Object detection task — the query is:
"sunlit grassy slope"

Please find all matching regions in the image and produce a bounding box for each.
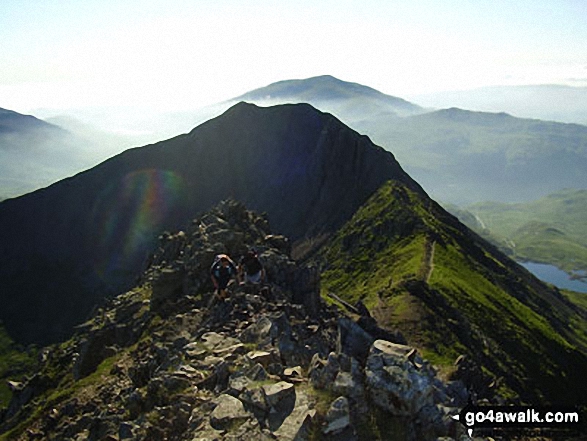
[317,181,587,405]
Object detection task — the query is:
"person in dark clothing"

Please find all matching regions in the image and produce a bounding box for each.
[210,254,237,300]
[238,248,265,285]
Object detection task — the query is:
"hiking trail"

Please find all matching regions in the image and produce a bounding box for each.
[421,237,436,283]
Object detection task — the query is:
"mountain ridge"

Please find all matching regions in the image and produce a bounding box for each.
[1,102,586,438]
[0,108,64,135]
[316,181,587,406]
[0,102,421,345]
[5,76,587,205]
[0,201,476,441]
[412,84,587,125]
[1,199,585,440]
[225,76,587,204]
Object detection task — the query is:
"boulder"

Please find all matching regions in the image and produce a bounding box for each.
[323,396,351,434]
[264,234,292,256]
[337,317,375,362]
[245,350,278,368]
[240,386,270,413]
[308,352,340,390]
[209,394,250,430]
[270,387,316,441]
[262,381,295,409]
[365,340,435,416]
[291,265,321,318]
[151,268,186,313]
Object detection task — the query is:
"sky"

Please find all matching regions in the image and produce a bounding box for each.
[1,0,586,115]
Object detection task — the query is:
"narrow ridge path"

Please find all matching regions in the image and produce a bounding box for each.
[421,238,436,283]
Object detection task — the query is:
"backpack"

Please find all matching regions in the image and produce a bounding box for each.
[210,254,236,278]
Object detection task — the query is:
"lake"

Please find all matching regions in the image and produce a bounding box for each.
[519,261,587,293]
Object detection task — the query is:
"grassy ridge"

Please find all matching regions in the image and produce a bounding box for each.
[317,181,587,405]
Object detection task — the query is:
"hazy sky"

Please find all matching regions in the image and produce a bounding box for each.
[1,0,586,113]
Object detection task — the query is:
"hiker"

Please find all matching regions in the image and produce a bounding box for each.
[210,254,237,300]
[238,248,265,285]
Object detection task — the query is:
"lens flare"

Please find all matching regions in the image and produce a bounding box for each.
[90,169,185,281]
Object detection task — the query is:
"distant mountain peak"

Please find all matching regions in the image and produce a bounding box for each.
[232,75,423,117]
[0,106,64,134]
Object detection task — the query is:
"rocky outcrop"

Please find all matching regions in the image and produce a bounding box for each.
[1,202,477,441]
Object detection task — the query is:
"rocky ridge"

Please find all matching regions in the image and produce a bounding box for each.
[1,201,475,440]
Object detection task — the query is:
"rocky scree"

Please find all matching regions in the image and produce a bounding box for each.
[1,200,475,441]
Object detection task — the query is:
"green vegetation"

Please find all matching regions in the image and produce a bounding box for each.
[0,287,154,440]
[0,325,37,408]
[0,353,122,441]
[451,189,587,275]
[561,290,587,350]
[317,180,587,405]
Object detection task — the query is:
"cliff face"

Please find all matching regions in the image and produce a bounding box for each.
[0,102,421,345]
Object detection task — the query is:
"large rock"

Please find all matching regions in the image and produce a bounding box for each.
[291,265,321,318]
[323,396,351,435]
[270,387,316,441]
[337,317,375,362]
[365,340,435,416]
[263,381,295,409]
[209,394,251,430]
[308,352,340,390]
[150,268,186,313]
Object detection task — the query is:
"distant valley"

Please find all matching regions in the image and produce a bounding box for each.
[446,189,587,284]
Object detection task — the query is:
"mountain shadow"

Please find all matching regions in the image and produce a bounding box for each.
[0,102,421,345]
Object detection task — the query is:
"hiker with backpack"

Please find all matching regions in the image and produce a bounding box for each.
[238,248,265,286]
[210,254,237,300]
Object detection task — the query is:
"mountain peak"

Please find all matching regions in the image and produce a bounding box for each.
[0,106,61,133]
[0,102,420,344]
[232,76,423,117]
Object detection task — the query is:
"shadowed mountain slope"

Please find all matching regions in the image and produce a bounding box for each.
[0,102,421,345]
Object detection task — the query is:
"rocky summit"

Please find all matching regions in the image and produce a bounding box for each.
[1,201,478,441]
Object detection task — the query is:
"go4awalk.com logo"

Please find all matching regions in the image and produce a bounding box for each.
[451,405,582,437]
